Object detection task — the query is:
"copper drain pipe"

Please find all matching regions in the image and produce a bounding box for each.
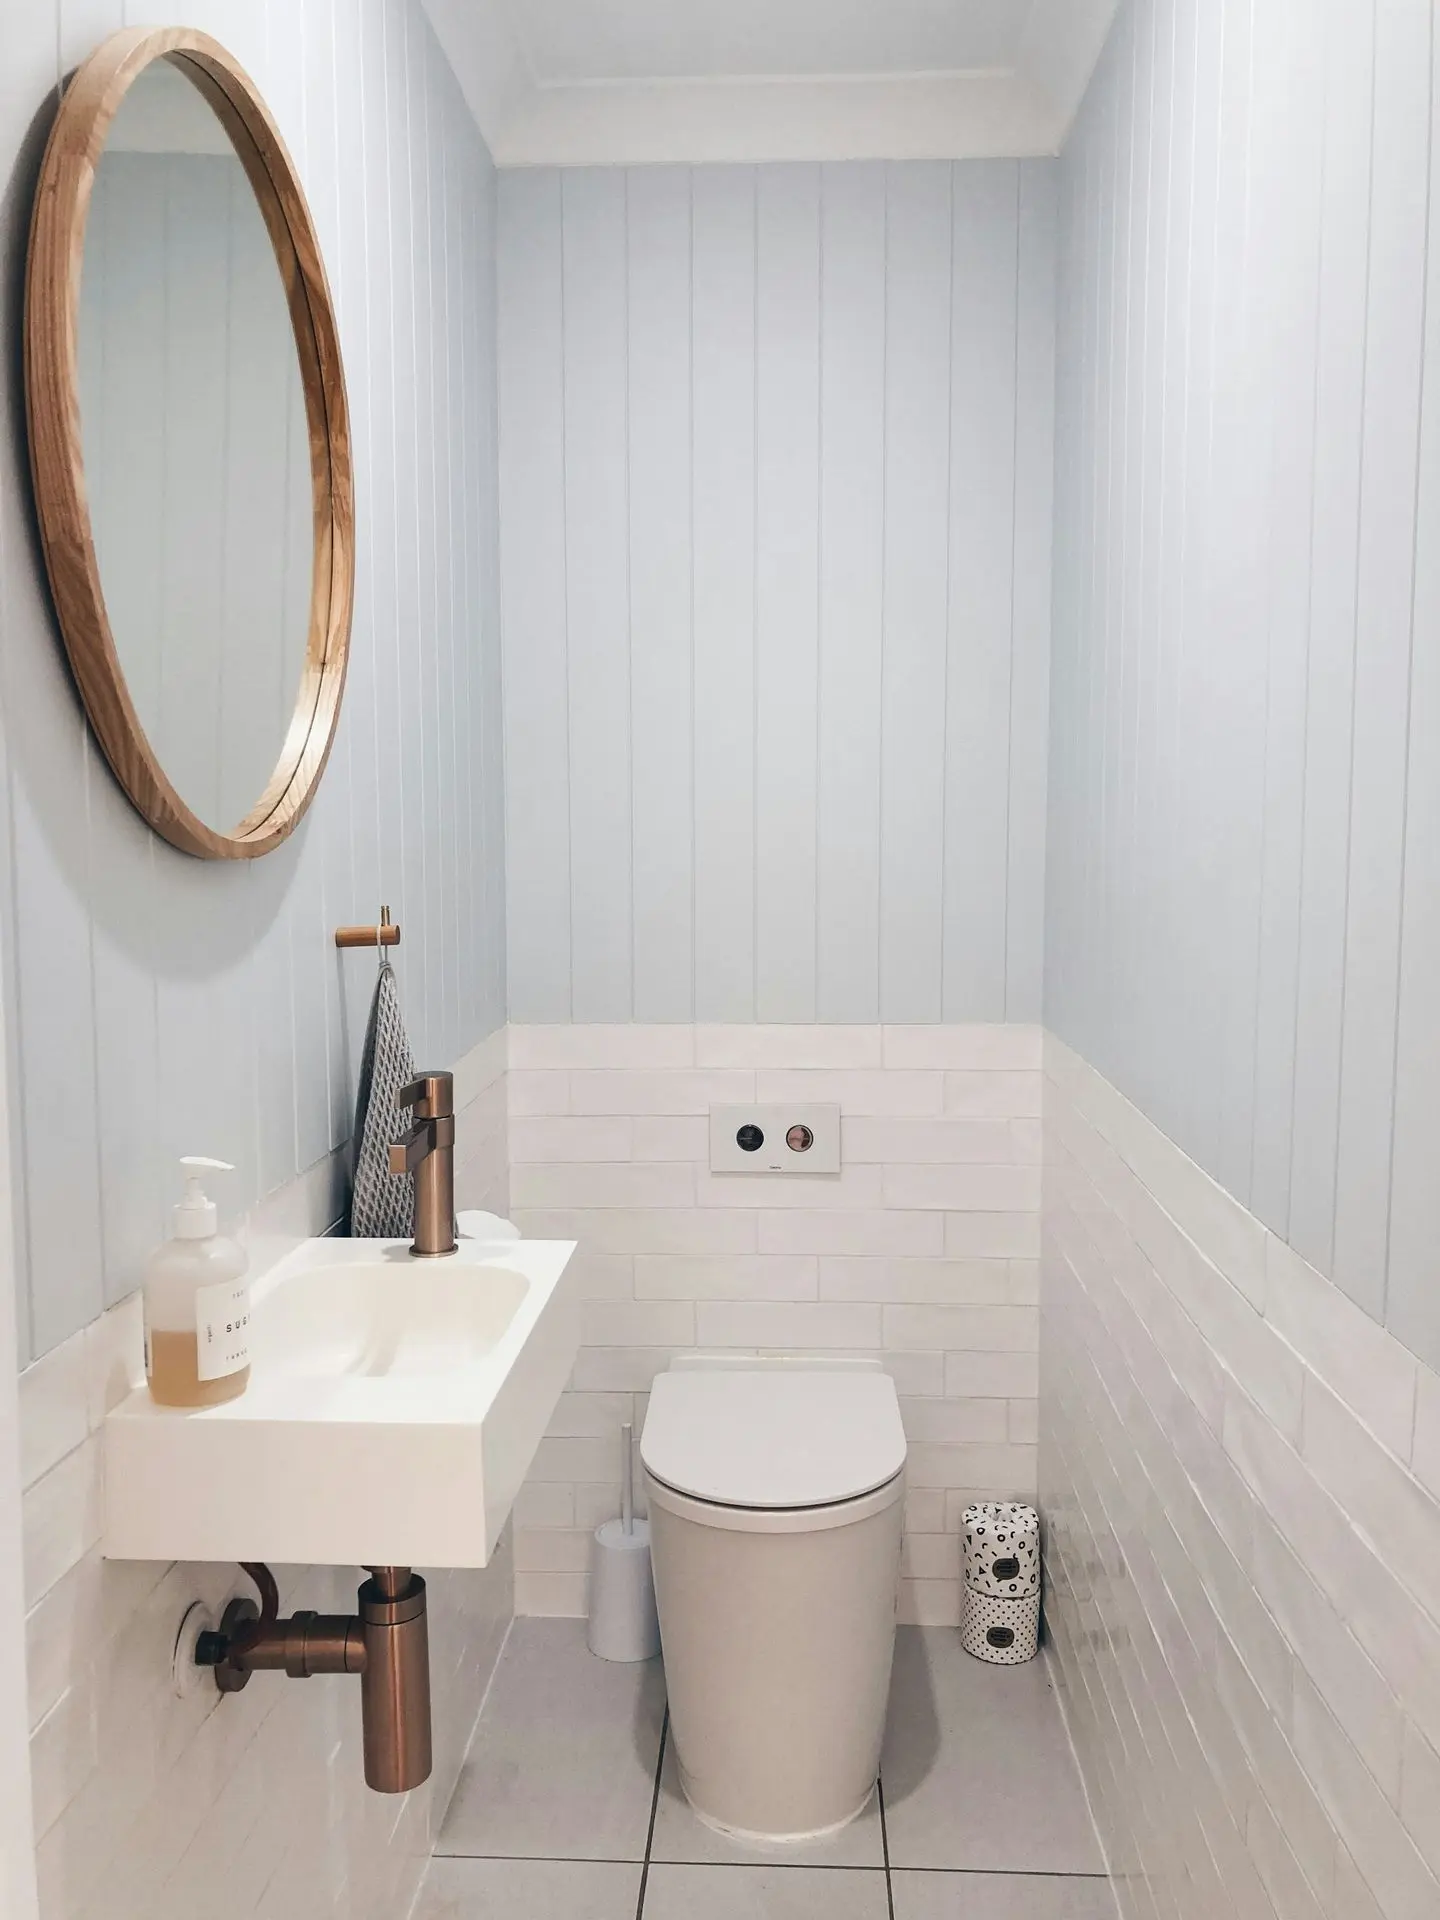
[196,1563,432,1792]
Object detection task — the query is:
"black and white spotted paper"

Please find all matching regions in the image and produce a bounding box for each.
[960,1585,1041,1665]
[962,1501,1041,1597]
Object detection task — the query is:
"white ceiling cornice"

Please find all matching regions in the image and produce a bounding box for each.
[496,72,1059,169]
[423,0,533,145]
[424,0,1120,167]
[1017,0,1124,141]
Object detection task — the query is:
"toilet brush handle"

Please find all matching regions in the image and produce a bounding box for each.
[621,1422,634,1536]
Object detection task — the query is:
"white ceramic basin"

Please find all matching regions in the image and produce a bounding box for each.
[103,1227,578,1568]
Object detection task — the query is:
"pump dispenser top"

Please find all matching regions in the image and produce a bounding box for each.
[173,1156,233,1238]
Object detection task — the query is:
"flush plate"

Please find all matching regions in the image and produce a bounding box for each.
[709,1104,841,1174]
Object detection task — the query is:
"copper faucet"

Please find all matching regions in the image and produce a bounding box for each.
[389,1071,456,1257]
[196,1563,432,1793]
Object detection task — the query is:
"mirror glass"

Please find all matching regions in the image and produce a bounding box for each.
[78,57,313,834]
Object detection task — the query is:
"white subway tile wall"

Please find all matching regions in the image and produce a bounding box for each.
[18,1052,510,1920]
[509,1023,1042,1624]
[1043,1035,1440,1920]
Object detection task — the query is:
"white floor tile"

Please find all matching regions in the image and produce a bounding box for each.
[643,1864,890,1919]
[416,1857,642,1916]
[881,1631,1104,1874]
[891,1871,1117,1919]
[438,1620,665,1862]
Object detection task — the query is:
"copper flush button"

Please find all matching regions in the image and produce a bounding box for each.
[709,1105,840,1173]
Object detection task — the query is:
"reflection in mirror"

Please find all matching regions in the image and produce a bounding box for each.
[78,58,312,834]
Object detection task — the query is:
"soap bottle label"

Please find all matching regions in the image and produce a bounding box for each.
[195,1280,250,1381]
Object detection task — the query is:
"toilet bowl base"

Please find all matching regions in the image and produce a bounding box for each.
[677,1758,875,1849]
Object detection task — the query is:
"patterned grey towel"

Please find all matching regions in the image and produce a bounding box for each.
[348,958,417,1239]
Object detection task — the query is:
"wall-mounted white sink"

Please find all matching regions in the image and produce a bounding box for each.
[103,1226,578,1568]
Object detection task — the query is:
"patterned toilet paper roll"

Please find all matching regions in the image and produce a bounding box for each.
[960,1584,1041,1665]
[962,1502,1041,1597]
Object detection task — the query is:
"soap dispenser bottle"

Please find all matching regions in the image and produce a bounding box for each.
[144,1157,251,1408]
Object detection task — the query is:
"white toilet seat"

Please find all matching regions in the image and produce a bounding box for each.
[644,1463,905,1534]
[640,1361,907,1514]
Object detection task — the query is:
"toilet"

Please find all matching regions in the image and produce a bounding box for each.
[640,1355,907,1844]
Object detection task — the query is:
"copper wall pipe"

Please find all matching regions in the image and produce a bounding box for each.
[196,1564,431,1793]
[359,1571,432,1793]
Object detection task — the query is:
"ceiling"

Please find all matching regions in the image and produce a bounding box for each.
[511,0,1026,84]
[421,0,1121,166]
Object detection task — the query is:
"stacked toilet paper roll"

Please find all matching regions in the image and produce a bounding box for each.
[960,1502,1040,1665]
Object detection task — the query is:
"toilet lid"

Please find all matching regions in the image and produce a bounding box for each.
[641,1368,907,1510]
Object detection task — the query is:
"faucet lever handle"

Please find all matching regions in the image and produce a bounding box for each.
[388,1131,428,1177]
[394,1071,453,1119]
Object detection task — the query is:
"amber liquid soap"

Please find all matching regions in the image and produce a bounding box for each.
[147,1328,249,1408]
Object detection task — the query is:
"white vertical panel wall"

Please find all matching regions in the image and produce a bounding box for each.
[1046,0,1440,1371]
[0,0,506,1366]
[498,160,1057,1032]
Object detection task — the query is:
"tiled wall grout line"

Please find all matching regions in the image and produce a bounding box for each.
[635,1709,670,1919]
[878,1774,896,1920]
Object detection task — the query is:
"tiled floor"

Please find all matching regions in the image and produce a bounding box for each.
[419,1621,1113,1920]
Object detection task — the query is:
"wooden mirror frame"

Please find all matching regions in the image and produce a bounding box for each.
[24,28,354,860]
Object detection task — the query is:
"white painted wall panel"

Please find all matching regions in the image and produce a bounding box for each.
[816,162,886,1024]
[754,165,822,1025]
[562,169,633,1022]
[1389,15,1440,1374]
[1047,0,1440,1368]
[1250,0,1324,1239]
[942,163,1018,1024]
[0,0,507,1366]
[880,161,951,1026]
[498,168,570,1022]
[691,167,758,1024]
[1286,0,1374,1282]
[1207,0,1264,1207]
[1331,0,1430,1320]
[1006,163,1056,1024]
[500,159,1056,1032]
[627,166,694,1023]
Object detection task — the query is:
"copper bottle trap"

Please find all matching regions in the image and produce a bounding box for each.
[196,1562,432,1792]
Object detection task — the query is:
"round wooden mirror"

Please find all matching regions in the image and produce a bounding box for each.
[24,28,354,859]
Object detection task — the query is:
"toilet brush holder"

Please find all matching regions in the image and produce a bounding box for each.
[587,1423,662,1663]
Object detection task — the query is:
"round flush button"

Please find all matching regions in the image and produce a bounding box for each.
[786,1124,815,1153]
[736,1124,765,1152]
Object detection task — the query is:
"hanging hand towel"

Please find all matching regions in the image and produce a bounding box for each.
[348,957,417,1239]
